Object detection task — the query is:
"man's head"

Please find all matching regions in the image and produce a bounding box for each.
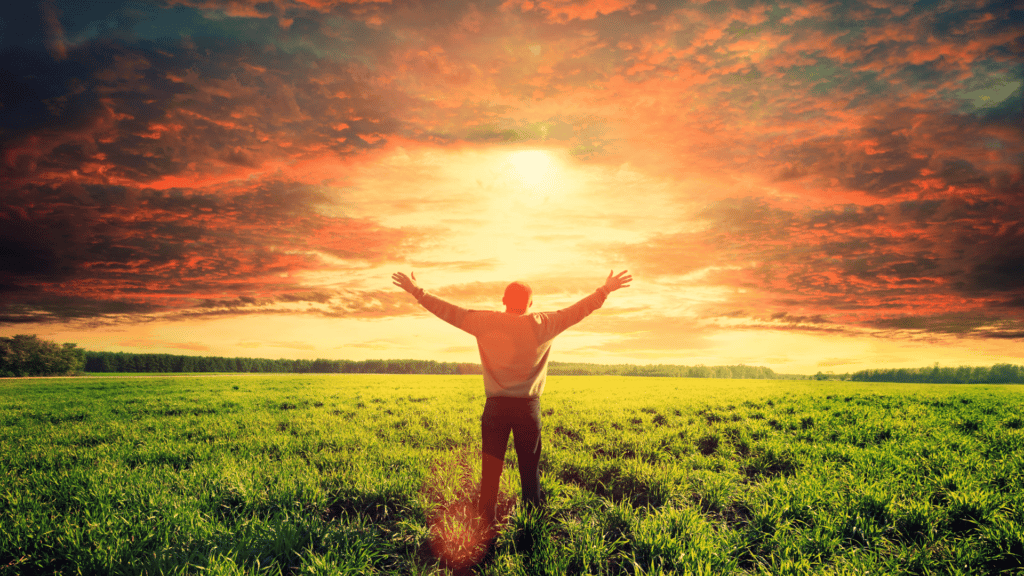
[502,281,533,314]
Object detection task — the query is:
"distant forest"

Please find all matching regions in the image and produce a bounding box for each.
[849,364,1024,384]
[84,352,477,376]
[4,335,1022,383]
[81,351,1024,383]
[82,350,788,379]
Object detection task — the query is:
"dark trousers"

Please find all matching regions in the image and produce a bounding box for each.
[478,396,542,523]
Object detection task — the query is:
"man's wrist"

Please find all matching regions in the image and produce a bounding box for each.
[597,286,610,296]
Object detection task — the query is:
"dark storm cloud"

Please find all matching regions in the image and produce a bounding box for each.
[763,102,1020,200]
[0,1,439,322]
[1,0,1021,349]
[0,203,88,281]
[649,0,1024,204]
[961,222,1024,295]
[0,178,422,320]
[0,51,100,168]
[869,313,1001,334]
[618,190,1024,336]
[162,286,425,321]
[1,15,430,188]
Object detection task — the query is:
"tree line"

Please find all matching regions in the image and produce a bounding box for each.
[5,334,1021,383]
[83,351,482,375]
[0,335,86,377]
[849,364,1024,384]
[1,337,786,379]
[547,362,785,379]
[81,352,782,379]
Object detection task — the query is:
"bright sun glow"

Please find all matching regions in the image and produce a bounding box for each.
[506,150,559,193]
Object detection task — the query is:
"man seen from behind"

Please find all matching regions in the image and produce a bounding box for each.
[392,269,632,530]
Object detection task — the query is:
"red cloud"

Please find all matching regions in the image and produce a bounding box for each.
[779,1,835,25]
[40,0,68,60]
[501,0,638,23]
[0,174,424,322]
[3,0,1020,345]
[164,0,392,18]
[609,192,1024,336]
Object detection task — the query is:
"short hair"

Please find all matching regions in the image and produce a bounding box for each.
[503,281,532,309]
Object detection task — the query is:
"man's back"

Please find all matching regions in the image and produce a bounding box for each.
[392,270,632,531]
[412,287,610,397]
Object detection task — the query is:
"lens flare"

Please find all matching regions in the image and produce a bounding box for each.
[428,501,493,569]
[420,447,515,571]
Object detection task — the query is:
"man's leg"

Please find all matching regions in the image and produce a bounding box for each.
[511,398,542,509]
[479,399,511,525]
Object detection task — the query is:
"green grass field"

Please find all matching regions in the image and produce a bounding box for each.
[1,374,1022,575]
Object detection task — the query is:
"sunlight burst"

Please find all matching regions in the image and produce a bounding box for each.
[505,150,561,200]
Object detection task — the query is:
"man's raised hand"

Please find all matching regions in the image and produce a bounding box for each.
[392,271,419,294]
[603,270,632,293]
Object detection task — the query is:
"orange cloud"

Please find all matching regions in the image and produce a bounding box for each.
[2,0,1021,362]
[501,0,639,23]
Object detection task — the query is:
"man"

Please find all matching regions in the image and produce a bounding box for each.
[392,269,632,527]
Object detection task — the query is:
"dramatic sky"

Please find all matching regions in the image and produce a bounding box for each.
[1,0,1021,374]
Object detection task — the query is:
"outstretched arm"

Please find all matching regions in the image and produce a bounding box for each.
[392,271,473,334]
[534,270,633,342]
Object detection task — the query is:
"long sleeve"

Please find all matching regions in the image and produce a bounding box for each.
[409,285,610,398]
[413,289,475,334]
[531,288,609,344]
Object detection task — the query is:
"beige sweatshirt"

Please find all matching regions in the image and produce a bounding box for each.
[413,287,610,398]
